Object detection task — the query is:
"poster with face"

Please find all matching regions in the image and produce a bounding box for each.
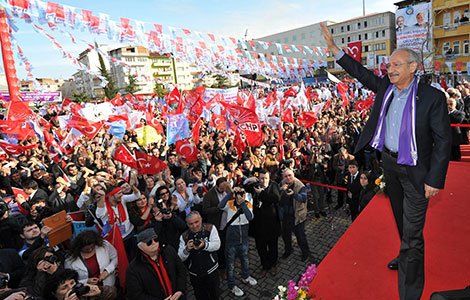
[395,2,432,52]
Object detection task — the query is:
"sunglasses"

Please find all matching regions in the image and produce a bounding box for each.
[145,238,159,246]
[159,191,170,197]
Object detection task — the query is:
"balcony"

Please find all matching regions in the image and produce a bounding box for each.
[434,22,470,38]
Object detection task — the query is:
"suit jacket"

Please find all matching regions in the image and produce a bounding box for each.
[346,173,362,204]
[202,187,224,229]
[337,54,451,195]
[449,110,465,145]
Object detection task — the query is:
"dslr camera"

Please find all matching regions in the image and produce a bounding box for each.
[192,232,203,247]
[71,282,90,297]
[0,273,9,289]
[154,198,171,215]
[42,255,58,264]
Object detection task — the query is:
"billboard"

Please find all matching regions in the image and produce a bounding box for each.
[0,91,62,102]
[395,2,432,53]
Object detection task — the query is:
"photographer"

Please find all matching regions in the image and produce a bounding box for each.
[178,211,220,300]
[44,268,103,300]
[150,193,186,251]
[218,187,257,297]
[247,169,281,277]
[0,249,25,289]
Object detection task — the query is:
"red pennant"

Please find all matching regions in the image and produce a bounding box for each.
[278,124,285,161]
[0,141,38,155]
[175,139,199,163]
[113,145,138,169]
[135,150,167,175]
[191,118,201,145]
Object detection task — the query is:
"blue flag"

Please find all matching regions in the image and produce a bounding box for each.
[108,121,126,140]
[166,113,190,145]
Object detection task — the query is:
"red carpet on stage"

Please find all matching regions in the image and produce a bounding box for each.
[309,162,470,299]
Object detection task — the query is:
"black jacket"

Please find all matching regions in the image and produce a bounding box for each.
[126,245,187,300]
[338,53,451,195]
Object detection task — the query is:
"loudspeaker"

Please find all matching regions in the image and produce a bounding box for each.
[430,286,470,300]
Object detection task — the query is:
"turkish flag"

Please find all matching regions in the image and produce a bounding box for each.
[233,130,246,159]
[0,119,23,134]
[145,111,164,134]
[103,223,128,289]
[0,141,38,155]
[245,92,256,111]
[6,100,33,121]
[220,102,264,147]
[278,124,285,161]
[175,139,199,163]
[110,93,125,106]
[191,118,201,145]
[337,82,350,108]
[67,116,103,139]
[347,41,362,63]
[356,99,374,111]
[135,150,167,175]
[113,145,138,169]
[281,108,294,123]
[298,112,318,128]
[167,87,182,106]
[210,114,226,131]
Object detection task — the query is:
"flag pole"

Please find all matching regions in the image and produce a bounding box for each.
[0,6,21,103]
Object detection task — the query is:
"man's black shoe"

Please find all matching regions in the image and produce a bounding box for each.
[388,257,399,270]
[281,251,292,259]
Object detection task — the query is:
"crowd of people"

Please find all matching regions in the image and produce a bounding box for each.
[0,72,468,300]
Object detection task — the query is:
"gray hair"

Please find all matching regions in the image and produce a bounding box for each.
[393,48,420,64]
[185,210,201,221]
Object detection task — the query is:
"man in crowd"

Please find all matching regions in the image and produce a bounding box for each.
[322,22,451,300]
[178,211,220,300]
[346,160,362,222]
[18,221,51,260]
[126,228,186,300]
[279,168,311,262]
[218,186,257,297]
[249,169,281,277]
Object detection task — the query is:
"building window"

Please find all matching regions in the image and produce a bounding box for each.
[341,37,345,44]
[301,33,306,40]
[364,21,368,27]
[453,11,461,24]
[443,12,451,27]
[365,33,368,40]
[347,25,350,31]
[364,45,369,52]
[442,42,450,55]
[357,22,361,29]
[341,26,344,32]
[330,28,334,34]
[375,31,379,38]
[292,35,297,41]
[347,36,351,43]
[453,41,460,54]
[358,34,362,40]
[284,37,289,43]
[382,30,385,37]
[463,40,469,54]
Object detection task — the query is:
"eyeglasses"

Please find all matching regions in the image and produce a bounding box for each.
[145,238,159,246]
[385,62,412,69]
[159,191,170,197]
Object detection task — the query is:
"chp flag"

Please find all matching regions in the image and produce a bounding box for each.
[220,102,264,146]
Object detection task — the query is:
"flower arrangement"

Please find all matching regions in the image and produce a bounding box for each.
[274,264,317,300]
[374,174,386,190]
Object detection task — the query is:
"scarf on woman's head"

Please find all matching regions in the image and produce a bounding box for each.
[370,77,418,166]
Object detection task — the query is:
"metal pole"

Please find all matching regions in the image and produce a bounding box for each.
[0,6,21,102]
[363,0,365,16]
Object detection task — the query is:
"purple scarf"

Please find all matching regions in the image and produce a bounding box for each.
[370,78,418,166]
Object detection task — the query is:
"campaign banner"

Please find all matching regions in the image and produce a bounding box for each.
[0,91,62,102]
[203,87,238,103]
[395,2,432,53]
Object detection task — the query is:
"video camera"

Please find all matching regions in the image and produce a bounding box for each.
[0,273,9,289]
[192,232,203,248]
[71,282,90,297]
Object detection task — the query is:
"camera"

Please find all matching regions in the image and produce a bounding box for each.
[71,282,90,297]
[155,198,171,215]
[42,255,58,264]
[0,273,9,289]
[192,232,203,247]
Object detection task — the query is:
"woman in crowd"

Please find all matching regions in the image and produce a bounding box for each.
[172,177,201,219]
[64,230,118,298]
[358,171,379,213]
[128,193,155,232]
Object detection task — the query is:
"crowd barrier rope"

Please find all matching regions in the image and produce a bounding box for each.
[451,124,470,128]
[299,179,348,192]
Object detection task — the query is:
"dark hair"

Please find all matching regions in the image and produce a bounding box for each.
[44,269,78,300]
[348,160,359,167]
[215,177,227,187]
[155,186,170,200]
[24,246,59,276]
[257,169,268,175]
[21,221,37,232]
[22,180,38,190]
[70,230,104,259]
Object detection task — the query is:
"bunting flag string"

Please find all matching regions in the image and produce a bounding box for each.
[4,0,328,79]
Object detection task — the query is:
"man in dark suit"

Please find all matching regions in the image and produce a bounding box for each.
[346,160,362,221]
[321,23,451,300]
[447,97,465,161]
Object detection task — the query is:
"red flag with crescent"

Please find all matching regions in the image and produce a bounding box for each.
[67,116,103,139]
[175,139,199,163]
[113,145,138,169]
[0,141,38,155]
[220,102,264,147]
[135,150,167,175]
[347,41,362,63]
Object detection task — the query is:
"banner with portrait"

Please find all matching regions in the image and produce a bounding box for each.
[395,2,432,53]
